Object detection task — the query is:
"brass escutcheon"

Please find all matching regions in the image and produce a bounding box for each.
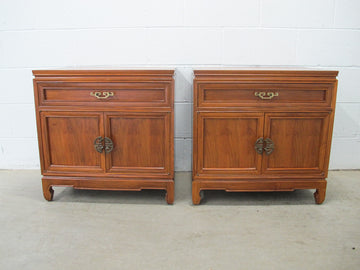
[93,136,114,153]
[254,137,275,155]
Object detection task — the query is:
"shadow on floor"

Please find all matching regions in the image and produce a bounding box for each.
[198,189,317,206]
[53,187,168,205]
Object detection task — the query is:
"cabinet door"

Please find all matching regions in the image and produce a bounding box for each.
[40,112,105,174]
[195,112,264,177]
[105,112,172,176]
[262,112,330,175]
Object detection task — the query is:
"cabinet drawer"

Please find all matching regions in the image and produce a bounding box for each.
[197,83,334,108]
[37,82,171,107]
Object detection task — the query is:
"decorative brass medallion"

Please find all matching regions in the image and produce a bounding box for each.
[254,137,275,155]
[93,136,114,153]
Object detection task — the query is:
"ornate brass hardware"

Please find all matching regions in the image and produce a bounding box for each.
[254,137,275,155]
[93,136,114,153]
[264,138,275,155]
[254,91,279,100]
[104,137,114,153]
[90,91,114,99]
[255,137,264,154]
[94,136,104,153]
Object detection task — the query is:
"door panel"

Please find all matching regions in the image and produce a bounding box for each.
[196,112,264,176]
[105,112,170,174]
[40,112,104,173]
[263,112,329,174]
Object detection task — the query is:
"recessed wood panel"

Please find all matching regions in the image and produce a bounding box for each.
[38,82,170,106]
[263,113,329,174]
[197,112,263,175]
[198,83,332,107]
[41,112,104,173]
[105,113,170,174]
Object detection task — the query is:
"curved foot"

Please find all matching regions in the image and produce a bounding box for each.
[314,188,326,204]
[165,181,174,204]
[42,183,54,201]
[192,181,201,205]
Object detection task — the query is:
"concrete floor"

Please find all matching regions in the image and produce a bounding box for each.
[0,170,359,270]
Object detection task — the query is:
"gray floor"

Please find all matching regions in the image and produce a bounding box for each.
[0,170,359,270]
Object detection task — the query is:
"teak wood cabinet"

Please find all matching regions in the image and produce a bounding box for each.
[192,70,338,204]
[33,70,174,204]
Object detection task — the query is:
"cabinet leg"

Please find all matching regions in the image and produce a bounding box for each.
[165,182,174,204]
[314,188,326,204]
[42,181,54,201]
[192,181,201,205]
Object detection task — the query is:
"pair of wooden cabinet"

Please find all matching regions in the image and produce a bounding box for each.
[34,69,338,204]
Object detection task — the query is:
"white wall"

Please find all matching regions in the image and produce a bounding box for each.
[0,0,359,170]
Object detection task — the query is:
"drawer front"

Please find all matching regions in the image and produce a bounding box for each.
[197,82,334,108]
[37,82,172,107]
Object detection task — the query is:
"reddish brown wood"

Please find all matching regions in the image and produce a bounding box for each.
[198,83,333,108]
[105,112,170,174]
[197,112,263,175]
[40,111,105,173]
[34,70,174,204]
[193,70,338,204]
[38,82,171,107]
[41,176,174,204]
[262,112,330,175]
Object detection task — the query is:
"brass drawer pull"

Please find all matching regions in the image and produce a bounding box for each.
[255,91,279,100]
[90,91,114,99]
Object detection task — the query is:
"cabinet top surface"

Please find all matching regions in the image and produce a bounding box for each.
[33,69,175,78]
[194,69,338,79]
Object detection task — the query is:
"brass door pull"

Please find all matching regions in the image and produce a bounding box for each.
[93,136,114,153]
[255,91,279,100]
[255,137,275,155]
[90,91,114,99]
